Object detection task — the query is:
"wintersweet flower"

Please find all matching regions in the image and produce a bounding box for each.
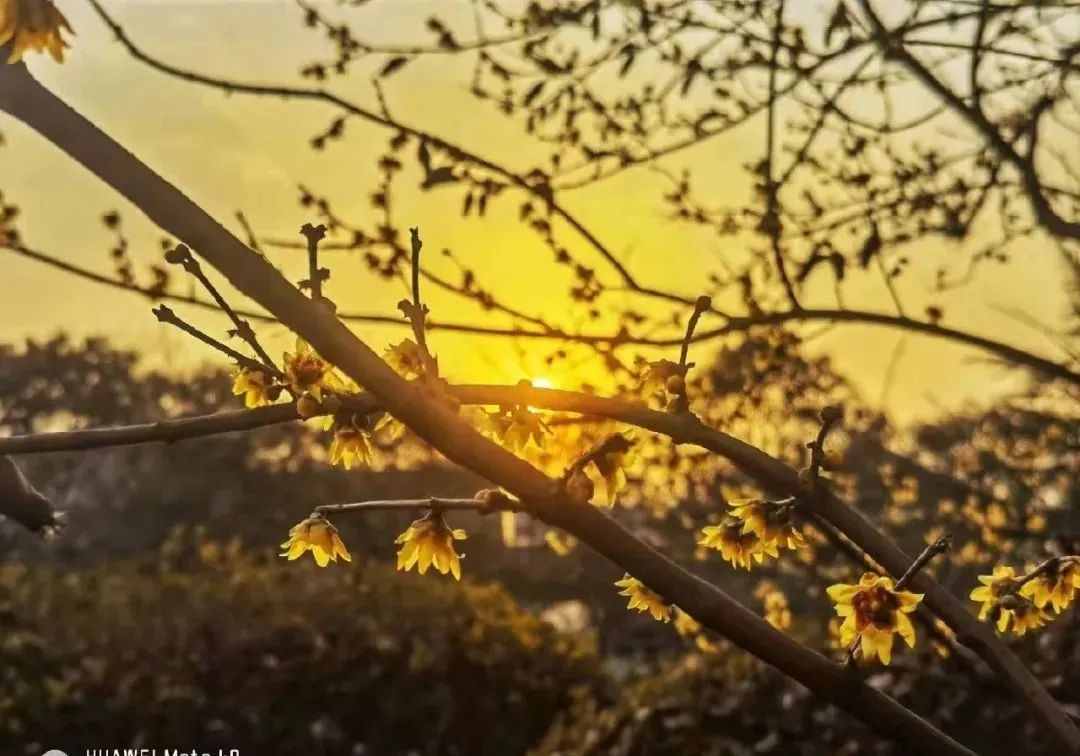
[615,574,670,622]
[1021,557,1080,614]
[998,594,1050,636]
[231,368,278,408]
[730,498,806,553]
[383,338,427,379]
[328,420,372,470]
[827,572,923,665]
[395,511,466,580]
[283,337,335,400]
[280,514,351,567]
[698,516,778,569]
[969,565,1020,630]
[1,0,72,64]
[763,590,792,631]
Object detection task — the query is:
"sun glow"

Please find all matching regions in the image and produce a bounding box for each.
[531,377,555,390]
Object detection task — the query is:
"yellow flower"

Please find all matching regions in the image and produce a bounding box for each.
[615,574,670,622]
[698,517,778,569]
[827,572,923,665]
[969,565,1019,626]
[395,511,466,580]
[1021,557,1080,614]
[730,498,806,553]
[672,608,718,652]
[763,590,792,631]
[231,368,278,408]
[384,338,427,379]
[283,337,335,400]
[328,421,371,470]
[1001,595,1050,636]
[482,406,549,451]
[1,0,72,64]
[584,449,629,507]
[280,514,351,567]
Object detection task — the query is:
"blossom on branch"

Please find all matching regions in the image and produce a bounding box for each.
[729,498,806,554]
[698,516,778,569]
[1,0,72,64]
[283,337,336,400]
[1021,557,1080,614]
[395,510,466,580]
[231,368,279,408]
[328,418,372,470]
[615,574,670,622]
[828,572,923,665]
[280,514,351,567]
[383,338,427,379]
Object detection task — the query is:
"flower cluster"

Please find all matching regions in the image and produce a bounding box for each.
[969,559,1078,636]
[827,572,923,665]
[1022,556,1080,615]
[1,0,72,63]
[729,498,806,553]
[697,516,777,569]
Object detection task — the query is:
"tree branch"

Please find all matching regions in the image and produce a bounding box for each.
[0,60,977,755]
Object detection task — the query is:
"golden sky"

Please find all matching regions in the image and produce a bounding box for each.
[1,0,1074,425]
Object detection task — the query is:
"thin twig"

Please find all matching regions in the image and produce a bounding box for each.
[165,244,278,370]
[152,304,272,375]
[314,496,521,516]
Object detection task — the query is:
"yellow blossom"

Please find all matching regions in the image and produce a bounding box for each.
[969,565,1019,628]
[1,0,72,64]
[395,511,466,580]
[1020,557,1080,614]
[328,421,372,470]
[615,574,670,622]
[231,368,278,408]
[1000,595,1050,636]
[763,590,792,631]
[672,608,719,652]
[584,449,629,507]
[730,498,806,553]
[482,406,548,451]
[279,514,351,567]
[283,337,335,400]
[827,572,923,665]
[698,517,778,569]
[383,338,427,379]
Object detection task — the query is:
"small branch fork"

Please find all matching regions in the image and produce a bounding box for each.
[399,227,439,377]
[299,222,330,304]
[672,294,712,413]
[152,304,273,376]
[805,404,843,493]
[163,244,277,371]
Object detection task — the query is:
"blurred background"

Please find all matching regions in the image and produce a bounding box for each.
[1,0,1078,754]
